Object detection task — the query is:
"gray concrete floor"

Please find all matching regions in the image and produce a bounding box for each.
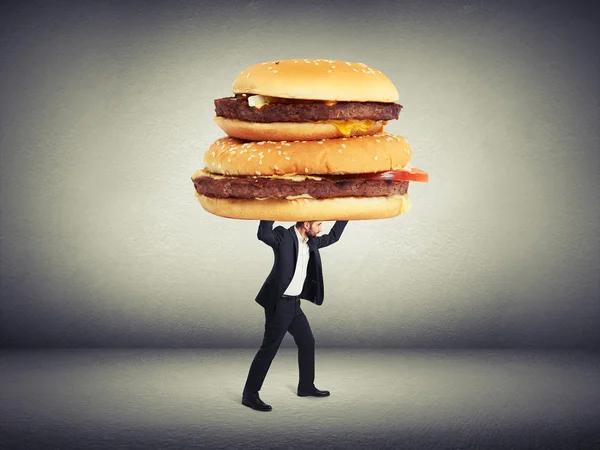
[1,349,599,449]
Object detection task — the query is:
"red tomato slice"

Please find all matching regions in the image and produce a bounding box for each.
[329,168,429,182]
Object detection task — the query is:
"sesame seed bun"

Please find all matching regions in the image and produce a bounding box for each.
[196,193,412,221]
[214,117,385,142]
[234,59,399,102]
[202,132,412,176]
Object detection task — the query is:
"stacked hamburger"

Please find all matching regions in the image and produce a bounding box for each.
[192,59,428,221]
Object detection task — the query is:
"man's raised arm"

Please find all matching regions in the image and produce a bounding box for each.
[313,221,348,249]
[257,220,283,248]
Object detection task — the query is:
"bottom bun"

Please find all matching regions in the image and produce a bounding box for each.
[196,193,411,221]
[214,116,384,141]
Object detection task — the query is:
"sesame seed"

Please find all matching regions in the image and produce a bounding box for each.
[278,151,282,155]
[346,62,352,66]
[228,158,231,162]
[374,156,378,160]
[257,142,264,145]
[256,171,261,175]
[342,138,347,140]
[259,160,262,164]
[327,70,332,73]
[332,65,336,68]
[376,139,380,143]
[284,143,291,146]
[352,68,358,72]
[317,141,324,144]
[338,149,342,153]
[305,168,308,173]
[274,165,278,170]
[246,73,250,78]
[285,156,291,160]
[247,157,252,161]
[341,144,346,148]
[267,66,272,69]
[276,145,281,149]
[272,70,278,73]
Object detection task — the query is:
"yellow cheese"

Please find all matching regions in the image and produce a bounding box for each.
[318,119,384,136]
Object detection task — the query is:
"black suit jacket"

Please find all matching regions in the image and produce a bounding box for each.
[255,220,348,309]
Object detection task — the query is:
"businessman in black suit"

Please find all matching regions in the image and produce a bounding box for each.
[242,219,348,411]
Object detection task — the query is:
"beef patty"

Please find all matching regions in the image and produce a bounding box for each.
[193,174,409,199]
[214,96,402,123]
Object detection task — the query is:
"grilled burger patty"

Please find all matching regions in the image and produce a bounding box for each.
[193,174,409,199]
[214,96,402,123]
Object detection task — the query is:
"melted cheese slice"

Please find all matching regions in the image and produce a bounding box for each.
[318,119,382,136]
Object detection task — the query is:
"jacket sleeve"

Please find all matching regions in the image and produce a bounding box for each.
[257,220,284,249]
[313,221,348,249]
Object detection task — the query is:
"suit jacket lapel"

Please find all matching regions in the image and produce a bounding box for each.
[288,226,298,268]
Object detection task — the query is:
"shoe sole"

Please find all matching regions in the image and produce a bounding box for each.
[297,393,330,397]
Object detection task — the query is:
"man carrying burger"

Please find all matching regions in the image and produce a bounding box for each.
[242,219,348,412]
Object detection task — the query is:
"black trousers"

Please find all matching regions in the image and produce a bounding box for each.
[243,295,316,395]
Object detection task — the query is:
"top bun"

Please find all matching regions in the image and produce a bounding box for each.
[233,59,399,102]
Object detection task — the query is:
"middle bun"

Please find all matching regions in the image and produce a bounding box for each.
[203,132,413,176]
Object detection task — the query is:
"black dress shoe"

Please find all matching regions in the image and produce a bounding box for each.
[297,387,330,397]
[242,394,272,411]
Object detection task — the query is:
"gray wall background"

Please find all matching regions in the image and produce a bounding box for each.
[1,0,598,348]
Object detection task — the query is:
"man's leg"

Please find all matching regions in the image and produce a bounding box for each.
[287,300,316,392]
[243,300,293,396]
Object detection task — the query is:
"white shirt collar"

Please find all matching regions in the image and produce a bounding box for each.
[294,226,308,244]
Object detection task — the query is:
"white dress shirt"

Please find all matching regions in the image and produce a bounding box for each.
[283,226,310,296]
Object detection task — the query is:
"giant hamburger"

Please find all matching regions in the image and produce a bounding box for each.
[214,59,402,142]
[192,59,428,221]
